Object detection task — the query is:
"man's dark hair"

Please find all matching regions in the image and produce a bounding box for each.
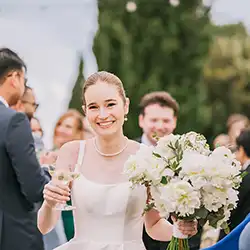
[236,128,250,157]
[0,48,26,85]
[139,91,179,116]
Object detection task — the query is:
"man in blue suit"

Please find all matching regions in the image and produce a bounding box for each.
[0,48,49,250]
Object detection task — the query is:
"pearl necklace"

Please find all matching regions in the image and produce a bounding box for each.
[93,137,129,157]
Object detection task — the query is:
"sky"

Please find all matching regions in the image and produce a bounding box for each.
[205,0,250,29]
[0,0,249,148]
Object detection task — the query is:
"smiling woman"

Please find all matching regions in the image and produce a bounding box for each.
[82,71,129,144]
[37,71,198,250]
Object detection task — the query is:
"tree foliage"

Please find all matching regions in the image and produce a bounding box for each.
[203,23,250,140]
[68,57,84,113]
[93,0,211,138]
[68,2,250,144]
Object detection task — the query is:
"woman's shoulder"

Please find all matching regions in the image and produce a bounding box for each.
[127,139,141,153]
[59,139,91,157]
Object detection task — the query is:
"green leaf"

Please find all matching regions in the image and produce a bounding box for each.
[221,222,230,234]
[142,203,155,216]
[195,207,209,219]
[161,176,168,185]
[153,152,162,158]
[241,171,248,179]
[228,204,235,210]
[199,218,207,227]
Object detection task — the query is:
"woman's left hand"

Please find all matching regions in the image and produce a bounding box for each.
[172,216,198,237]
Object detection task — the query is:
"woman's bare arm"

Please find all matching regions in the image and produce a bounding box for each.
[144,209,173,241]
[37,140,79,234]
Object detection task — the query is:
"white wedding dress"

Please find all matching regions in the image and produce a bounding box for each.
[54,141,147,250]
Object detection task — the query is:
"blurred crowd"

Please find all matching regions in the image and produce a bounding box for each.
[1,48,250,250]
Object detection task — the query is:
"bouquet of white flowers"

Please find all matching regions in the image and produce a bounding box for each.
[124,132,244,250]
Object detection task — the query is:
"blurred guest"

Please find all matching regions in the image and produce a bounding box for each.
[137,91,202,250]
[137,91,178,145]
[213,133,230,149]
[52,109,85,241]
[0,48,48,250]
[31,116,44,137]
[53,109,84,150]
[219,128,250,241]
[227,114,249,147]
[11,85,39,121]
[30,116,45,153]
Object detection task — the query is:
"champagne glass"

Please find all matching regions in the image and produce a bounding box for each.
[48,165,80,211]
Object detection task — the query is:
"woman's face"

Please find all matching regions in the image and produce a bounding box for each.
[31,118,43,137]
[54,116,80,148]
[84,81,129,138]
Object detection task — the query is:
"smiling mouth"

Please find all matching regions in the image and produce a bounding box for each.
[97,121,115,127]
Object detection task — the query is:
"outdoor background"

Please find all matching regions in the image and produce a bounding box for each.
[1,0,250,147]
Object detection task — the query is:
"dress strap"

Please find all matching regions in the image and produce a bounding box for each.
[75,140,85,171]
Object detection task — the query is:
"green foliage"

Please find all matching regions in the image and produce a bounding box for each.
[68,3,250,144]
[94,0,211,139]
[68,58,85,113]
[203,24,250,140]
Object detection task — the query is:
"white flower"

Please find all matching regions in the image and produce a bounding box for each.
[150,186,169,218]
[226,188,239,209]
[159,179,201,217]
[124,144,174,186]
[124,154,145,183]
[155,134,180,159]
[202,185,228,212]
[179,151,208,178]
[182,132,210,155]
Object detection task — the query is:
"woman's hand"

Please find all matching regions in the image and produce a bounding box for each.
[172,216,198,237]
[43,180,71,208]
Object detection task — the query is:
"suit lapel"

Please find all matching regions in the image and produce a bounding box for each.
[245,164,250,173]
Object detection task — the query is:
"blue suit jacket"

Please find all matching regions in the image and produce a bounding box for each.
[0,101,49,250]
[203,214,250,250]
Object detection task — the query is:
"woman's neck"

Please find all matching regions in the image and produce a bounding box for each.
[94,132,127,155]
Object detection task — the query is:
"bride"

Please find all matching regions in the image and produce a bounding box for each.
[37,71,197,250]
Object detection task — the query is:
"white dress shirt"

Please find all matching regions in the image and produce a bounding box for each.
[141,133,155,146]
[0,96,9,107]
[242,159,250,171]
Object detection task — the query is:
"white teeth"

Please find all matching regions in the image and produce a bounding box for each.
[99,121,113,126]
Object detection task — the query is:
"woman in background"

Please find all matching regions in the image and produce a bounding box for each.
[52,109,86,241]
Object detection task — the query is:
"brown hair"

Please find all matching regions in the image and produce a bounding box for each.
[227,113,249,130]
[82,71,126,106]
[53,109,84,147]
[139,91,179,116]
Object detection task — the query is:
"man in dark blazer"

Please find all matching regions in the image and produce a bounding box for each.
[137,91,202,250]
[219,128,250,240]
[0,48,49,250]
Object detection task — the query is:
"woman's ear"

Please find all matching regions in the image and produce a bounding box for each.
[82,105,86,116]
[125,97,130,115]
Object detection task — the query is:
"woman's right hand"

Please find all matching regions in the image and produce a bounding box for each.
[43,180,71,208]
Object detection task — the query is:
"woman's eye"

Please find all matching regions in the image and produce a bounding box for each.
[107,103,116,107]
[89,106,98,110]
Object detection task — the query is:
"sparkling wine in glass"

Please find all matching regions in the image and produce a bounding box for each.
[48,165,80,211]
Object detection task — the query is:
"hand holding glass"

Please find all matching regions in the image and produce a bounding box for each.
[48,165,80,211]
